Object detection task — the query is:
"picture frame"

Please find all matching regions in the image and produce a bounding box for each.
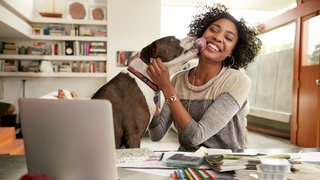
[116,51,140,67]
[89,6,106,21]
[66,1,89,20]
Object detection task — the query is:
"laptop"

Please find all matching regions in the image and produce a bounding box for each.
[19,98,118,180]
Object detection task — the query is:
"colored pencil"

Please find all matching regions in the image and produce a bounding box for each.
[174,171,180,180]
[193,168,206,180]
[170,173,177,180]
[201,168,216,180]
[177,169,184,180]
[184,169,194,180]
[188,168,201,180]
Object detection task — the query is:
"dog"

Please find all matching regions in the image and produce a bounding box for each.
[92,36,205,148]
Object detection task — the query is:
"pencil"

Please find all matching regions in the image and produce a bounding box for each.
[193,168,206,180]
[170,173,177,180]
[184,169,194,180]
[159,152,164,161]
[174,170,180,180]
[201,168,216,180]
[177,169,185,180]
[188,168,201,180]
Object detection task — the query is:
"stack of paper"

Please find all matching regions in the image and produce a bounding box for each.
[116,148,158,163]
[204,154,255,172]
[204,154,291,173]
[256,158,292,180]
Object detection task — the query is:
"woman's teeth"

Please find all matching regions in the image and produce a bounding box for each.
[208,43,220,52]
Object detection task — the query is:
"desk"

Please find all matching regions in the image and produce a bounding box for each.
[1,148,320,180]
[0,155,168,180]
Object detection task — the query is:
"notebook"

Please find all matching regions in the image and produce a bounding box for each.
[19,98,118,180]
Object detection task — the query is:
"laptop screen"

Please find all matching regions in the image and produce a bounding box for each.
[19,98,118,180]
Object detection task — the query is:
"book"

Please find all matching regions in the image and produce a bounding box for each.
[204,154,291,172]
[116,148,158,163]
[3,42,17,54]
[166,153,204,168]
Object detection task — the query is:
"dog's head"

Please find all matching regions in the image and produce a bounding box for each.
[140,36,181,63]
[139,36,205,75]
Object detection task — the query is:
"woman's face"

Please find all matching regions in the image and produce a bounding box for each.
[200,18,238,63]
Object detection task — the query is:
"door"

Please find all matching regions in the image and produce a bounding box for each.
[297,14,320,147]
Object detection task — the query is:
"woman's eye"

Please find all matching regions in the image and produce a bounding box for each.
[225,35,234,42]
[210,27,218,33]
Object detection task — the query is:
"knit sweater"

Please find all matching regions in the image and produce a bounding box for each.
[148,66,250,151]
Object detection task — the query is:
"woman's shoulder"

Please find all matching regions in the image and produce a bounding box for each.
[224,68,250,85]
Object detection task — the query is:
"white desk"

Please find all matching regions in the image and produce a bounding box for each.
[0,155,168,180]
[1,148,320,180]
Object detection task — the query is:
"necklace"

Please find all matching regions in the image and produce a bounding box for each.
[186,66,226,113]
[187,67,198,112]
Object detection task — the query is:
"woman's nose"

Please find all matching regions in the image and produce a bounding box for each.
[210,32,223,43]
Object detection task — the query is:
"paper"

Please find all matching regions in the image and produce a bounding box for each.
[116,151,208,169]
[116,148,158,163]
[288,152,320,162]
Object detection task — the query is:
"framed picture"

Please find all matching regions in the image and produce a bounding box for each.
[89,7,106,20]
[67,1,89,20]
[117,51,140,66]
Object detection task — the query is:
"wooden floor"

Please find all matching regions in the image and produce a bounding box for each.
[0,127,24,155]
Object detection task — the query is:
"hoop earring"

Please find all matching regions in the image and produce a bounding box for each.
[224,56,235,68]
[229,56,235,68]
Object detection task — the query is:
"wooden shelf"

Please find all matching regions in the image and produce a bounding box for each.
[31,18,107,26]
[0,72,107,78]
[0,54,107,61]
[29,35,107,41]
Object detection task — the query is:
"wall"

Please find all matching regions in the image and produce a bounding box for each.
[107,0,161,80]
[1,0,34,20]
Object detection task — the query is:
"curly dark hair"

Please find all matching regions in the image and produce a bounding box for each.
[188,4,262,69]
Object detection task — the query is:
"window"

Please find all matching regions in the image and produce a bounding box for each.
[302,15,320,65]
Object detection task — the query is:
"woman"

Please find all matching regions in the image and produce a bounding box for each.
[147,4,262,151]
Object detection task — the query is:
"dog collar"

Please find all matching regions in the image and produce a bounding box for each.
[127,66,160,93]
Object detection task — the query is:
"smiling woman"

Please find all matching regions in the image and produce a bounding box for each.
[147,3,262,151]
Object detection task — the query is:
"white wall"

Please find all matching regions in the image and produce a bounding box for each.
[1,0,34,20]
[107,0,161,80]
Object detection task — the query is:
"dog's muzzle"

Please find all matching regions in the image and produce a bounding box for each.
[185,37,206,54]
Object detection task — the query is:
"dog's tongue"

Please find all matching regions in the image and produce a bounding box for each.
[194,37,206,51]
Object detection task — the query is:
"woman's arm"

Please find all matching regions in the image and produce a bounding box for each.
[180,93,241,146]
[147,58,193,132]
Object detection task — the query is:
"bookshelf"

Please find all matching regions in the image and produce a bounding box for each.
[0,17,107,78]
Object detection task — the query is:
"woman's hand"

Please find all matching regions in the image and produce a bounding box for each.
[147,58,172,91]
[147,58,192,132]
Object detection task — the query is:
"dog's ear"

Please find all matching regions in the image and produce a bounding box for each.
[139,42,156,65]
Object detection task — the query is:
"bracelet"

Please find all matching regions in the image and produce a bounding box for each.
[165,95,177,105]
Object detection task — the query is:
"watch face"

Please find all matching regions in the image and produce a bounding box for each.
[66,47,73,55]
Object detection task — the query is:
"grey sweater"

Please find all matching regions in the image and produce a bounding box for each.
[148,67,250,151]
